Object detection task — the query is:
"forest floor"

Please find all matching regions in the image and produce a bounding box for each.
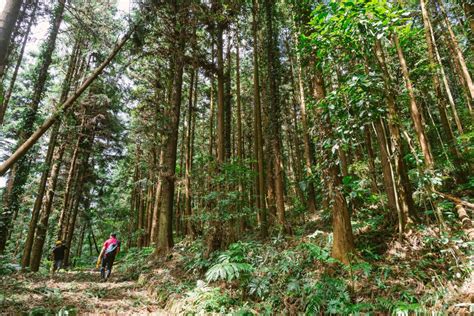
[0,269,167,315]
[1,214,473,314]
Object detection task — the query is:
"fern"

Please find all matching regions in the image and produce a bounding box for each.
[248,276,270,298]
[205,262,254,282]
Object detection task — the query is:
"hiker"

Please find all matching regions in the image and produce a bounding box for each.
[51,240,68,274]
[96,233,120,280]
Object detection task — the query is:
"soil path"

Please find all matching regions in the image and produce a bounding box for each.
[0,270,164,315]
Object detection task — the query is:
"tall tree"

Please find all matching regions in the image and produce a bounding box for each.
[264,0,286,231]
[155,1,188,255]
[21,42,78,267]
[312,65,355,265]
[374,39,416,230]
[0,0,38,124]
[393,34,434,169]
[252,0,267,238]
[0,0,65,253]
[419,0,464,167]
[436,0,474,103]
[29,143,66,271]
[184,68,196,237]
[0,0,23,82]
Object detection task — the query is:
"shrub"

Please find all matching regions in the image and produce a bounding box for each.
[304,276,351,314]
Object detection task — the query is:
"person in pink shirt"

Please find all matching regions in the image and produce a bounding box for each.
[96,233,120,281]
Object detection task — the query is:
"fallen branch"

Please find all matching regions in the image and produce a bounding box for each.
[455,204,472,229]
[0,26,135,176]
[433,190,474,210]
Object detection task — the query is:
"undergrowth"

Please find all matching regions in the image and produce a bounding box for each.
[138,209,472,315]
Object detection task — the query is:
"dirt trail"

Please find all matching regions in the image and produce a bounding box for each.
[0,270,165,315]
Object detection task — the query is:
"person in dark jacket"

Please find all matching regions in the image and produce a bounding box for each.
[96,233,120,281]
[51,240,67,274]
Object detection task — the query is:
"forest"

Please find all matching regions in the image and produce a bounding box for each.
[0,0,473,314]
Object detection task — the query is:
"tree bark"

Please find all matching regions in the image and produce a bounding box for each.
[442,31,473,115]
[436,0,474,102]
[205,1,229,255]
[64,172,86,266]
[364,126,379,194]
[265,148,276,224]
[150,150,163,244]
[235,36,243,167]
[90,225,99,254]
[420,0,464,165]
[216,23,225,165]
[21,123,61,268]
[252,0,267,238]
[294,43,317,214]
[62,114,95,263]
[285,40,316,214]
[288,95,306,207]
[235,35,245,232]
[224,38,232,160]
[312,67,354,265]
[0,0,23,81]
[374,39,415,230]
[75,222,86,260]
[58,115,85,240]
[29,143,66,271]
[264,0,286,231]
[0,0,37,124]
[137,183,144,248]
[156,23,185,254]
[129,142,140,248]
[393,34,434,169]
[373,120,400,224]
[433,38,463,135]
[185,69,196,237]
[145,178,154,246]
[209,44,215,158]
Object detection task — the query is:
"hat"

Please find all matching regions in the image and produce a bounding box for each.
[55,240,62,245]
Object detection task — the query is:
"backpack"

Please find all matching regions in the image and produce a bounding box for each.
[104,240,119,258]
